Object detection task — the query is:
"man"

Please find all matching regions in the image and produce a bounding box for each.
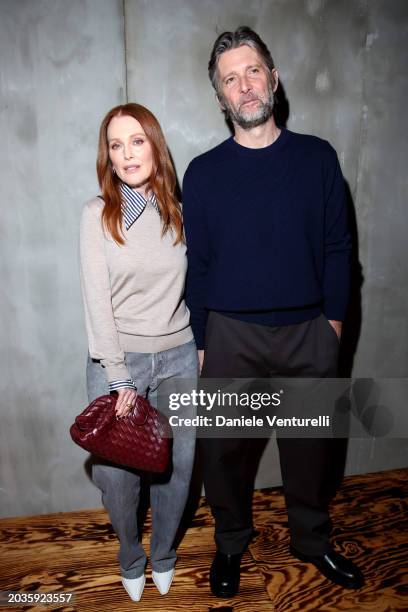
[183,26,364,597]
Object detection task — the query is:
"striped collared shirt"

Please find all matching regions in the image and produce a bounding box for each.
[120,182,160,230]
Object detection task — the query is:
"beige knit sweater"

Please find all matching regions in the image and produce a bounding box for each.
[79,197,193,382]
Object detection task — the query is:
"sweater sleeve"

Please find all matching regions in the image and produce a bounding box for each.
[322,147,352,321]
[79,200,131,382]
[182,163,211,349]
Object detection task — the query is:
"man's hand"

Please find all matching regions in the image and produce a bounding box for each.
[115,387,138,418]
[328,320,342,340]
[198,350,205,375]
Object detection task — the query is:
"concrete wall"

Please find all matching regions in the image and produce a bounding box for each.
[0,0,407,517]
[0,0,125,517]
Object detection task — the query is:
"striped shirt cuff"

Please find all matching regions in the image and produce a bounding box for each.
[109,379,137,392]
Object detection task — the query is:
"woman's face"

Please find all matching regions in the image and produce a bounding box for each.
[107,114,153,193]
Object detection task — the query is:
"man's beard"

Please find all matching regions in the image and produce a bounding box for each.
[220,81,275,129]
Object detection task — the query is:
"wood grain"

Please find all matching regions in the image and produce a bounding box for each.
[0,468,407,611]
[249,468,408,612]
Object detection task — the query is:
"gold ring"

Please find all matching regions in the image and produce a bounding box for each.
[125,403,133,408]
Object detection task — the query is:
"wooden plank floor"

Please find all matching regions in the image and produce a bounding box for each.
[0,468,407,612]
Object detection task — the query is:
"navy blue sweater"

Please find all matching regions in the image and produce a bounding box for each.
[182,128,351,349]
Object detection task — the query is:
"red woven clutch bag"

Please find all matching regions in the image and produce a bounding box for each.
[70,394,172,473]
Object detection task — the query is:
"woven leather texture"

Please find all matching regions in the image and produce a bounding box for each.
[70,394,172,473]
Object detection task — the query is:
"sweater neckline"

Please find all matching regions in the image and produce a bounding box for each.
[226,126,290,158]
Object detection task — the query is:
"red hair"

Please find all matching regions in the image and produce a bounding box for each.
[96,103,183,245]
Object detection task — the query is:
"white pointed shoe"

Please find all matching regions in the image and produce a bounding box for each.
[152,568,175,595]
[121,574,146,601]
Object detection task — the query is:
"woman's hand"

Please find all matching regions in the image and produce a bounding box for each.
[115,387,138,418]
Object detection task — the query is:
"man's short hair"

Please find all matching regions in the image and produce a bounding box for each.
[208,26,275,95]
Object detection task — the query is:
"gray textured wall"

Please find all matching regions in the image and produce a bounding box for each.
[0,0,125,517]
[0,0,407,518]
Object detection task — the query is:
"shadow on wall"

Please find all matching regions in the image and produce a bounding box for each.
[273,80,290,129]
[339,182,364,378]
[332,182,364,490]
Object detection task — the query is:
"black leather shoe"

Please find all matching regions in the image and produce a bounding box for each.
[290,546,364,589]
[210,551,242,597]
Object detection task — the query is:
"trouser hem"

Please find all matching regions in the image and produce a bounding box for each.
[120,563,147,579]
[290,542,332,556]
[151,561,177,573]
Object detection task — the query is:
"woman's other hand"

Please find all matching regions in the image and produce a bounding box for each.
[115,387,138,418]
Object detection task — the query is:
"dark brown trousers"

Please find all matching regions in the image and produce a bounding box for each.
[201,311,341,555]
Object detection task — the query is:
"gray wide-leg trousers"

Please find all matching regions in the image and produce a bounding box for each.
[86,339,198,578]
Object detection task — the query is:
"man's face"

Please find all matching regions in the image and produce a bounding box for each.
[217,45,278,129]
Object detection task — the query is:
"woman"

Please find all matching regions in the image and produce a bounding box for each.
[79,103,198,601]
